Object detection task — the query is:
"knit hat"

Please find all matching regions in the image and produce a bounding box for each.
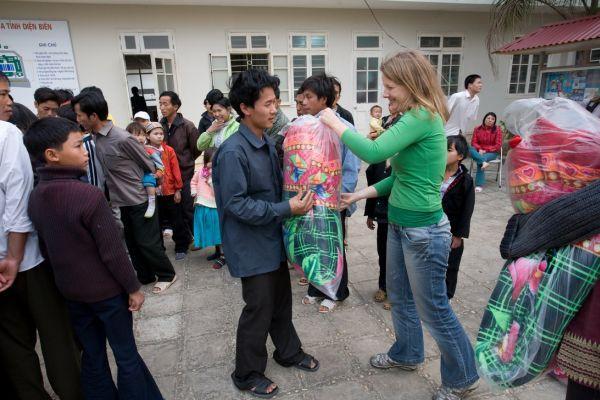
[145,121,163,133]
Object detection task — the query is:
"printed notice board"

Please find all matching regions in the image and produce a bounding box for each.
[0,20,79,106]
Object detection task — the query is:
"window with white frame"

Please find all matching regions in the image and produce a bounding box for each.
[354,33,383,50]
[420,35,463,95]
[289,33,328,92]
[120,32,174,52]
[508,53,542,94]
[228,33,269,51]
[356,56,379,104]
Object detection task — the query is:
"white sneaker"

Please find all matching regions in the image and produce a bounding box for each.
[144,203,155,218]
[475,187,483,193]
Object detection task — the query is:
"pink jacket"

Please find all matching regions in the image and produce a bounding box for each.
[190,166,216,208]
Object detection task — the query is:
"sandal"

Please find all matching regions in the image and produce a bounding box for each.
[212,256,226,270]
[231,372,278,399]
[294,353,320,372]
[319,299,336,313]
[383,302,391,310]
[298,277,309,286]
[302,295,319,305]
[206,252,220,261]
[373,289,387,303]
[152,275,177,294]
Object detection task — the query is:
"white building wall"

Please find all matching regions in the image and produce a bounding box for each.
[3,2,555,131]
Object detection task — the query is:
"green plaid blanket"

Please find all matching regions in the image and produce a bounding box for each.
[283,205,344,299]
[476,243,600,388]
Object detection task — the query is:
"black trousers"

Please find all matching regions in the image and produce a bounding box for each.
[0,262,82,400]
[566,379,600,400]
[120,202,176,284]
[308,210,349,301]
[377,222,388,291]
[158,194,191,253]
[67,294,162,400]
[234,263,304,382]
[180,179,195,237]
[445,241,464,299]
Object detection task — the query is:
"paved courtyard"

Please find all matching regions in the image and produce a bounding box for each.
[45,170,568,399]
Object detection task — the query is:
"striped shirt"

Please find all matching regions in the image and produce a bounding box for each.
[83,133,105,190]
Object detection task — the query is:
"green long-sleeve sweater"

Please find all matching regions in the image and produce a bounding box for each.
[197,118,240,151]
[341,107,447,227]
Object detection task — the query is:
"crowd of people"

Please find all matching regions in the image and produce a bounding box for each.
[0,46,594,400]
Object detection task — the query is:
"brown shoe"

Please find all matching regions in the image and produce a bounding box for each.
[374,289,387,303]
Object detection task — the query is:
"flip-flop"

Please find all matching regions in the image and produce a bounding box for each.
[298,277,309,286]
[302,295,320,305]
[294,353,320,372]
[152,275,177,294]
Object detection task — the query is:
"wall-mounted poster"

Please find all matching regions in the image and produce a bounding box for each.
[0,20,79,107]
[540,68,600,103]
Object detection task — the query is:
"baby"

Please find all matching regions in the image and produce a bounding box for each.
[369,105,385,138]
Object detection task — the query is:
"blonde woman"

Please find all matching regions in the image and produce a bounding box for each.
[320,50,479,400]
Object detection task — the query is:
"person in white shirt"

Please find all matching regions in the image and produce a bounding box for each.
[445,74,482,137]
[0,72,82,399]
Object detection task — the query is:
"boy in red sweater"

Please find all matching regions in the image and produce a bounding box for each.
[24,117,163,400]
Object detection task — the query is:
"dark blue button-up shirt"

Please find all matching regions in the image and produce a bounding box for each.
[212,123,292,278]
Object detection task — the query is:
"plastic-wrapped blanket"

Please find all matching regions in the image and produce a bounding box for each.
[475,98,600,389]
[282,115,344,300]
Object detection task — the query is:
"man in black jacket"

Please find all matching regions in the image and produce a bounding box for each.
[331,77,354,125]
[441,135,475,299]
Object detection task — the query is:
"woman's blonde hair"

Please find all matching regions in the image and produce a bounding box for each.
[380,50,449,122]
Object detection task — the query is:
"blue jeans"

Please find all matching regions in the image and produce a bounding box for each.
[469,148,498,187]
[67,294,163,400]
[386,215,478,389]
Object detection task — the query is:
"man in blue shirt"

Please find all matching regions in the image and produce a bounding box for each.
[299,73,361,312]
[213,69,319,398]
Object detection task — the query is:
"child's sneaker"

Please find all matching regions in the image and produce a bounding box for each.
[475,186,483,193]
[432,382,479,400]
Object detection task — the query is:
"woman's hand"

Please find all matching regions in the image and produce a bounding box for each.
[207,119,226,133]
[339,193,358,210]
[319,108,349,137]
[174,190,182,204]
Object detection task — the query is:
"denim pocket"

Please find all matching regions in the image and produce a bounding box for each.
[402,226,430,245]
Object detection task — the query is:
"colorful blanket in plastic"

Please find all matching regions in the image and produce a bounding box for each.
[476,235,600,388]
[476,98,600,389]
[282,115,344,300]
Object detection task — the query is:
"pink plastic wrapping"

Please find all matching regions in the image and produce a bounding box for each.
[282,115,345,300]
[504,98,600,213]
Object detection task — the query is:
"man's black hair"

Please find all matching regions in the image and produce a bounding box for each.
[23,117,81,163]
[447,134,469,161]
[160,91,182,109]
[203,146,216,165]
[298,73,335,108]
[131,86,139,94]
[8,103,37,133]
[464,74,481,89]
[228,69,280,118]
[57,104,78,123]
[55,89,74,104]
[212,96,231,109]
[205,89,224,106]
[80,86,105,97]
[34,87,59,105]
[72,92,109,121]
[0,71,9,85]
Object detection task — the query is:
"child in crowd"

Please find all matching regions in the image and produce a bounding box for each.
[369,105,385,138]
[442,135,475,299]
[190,147,224,269]
[24,117,163,399]
[126,122,164,218]
[144,122,186,252]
